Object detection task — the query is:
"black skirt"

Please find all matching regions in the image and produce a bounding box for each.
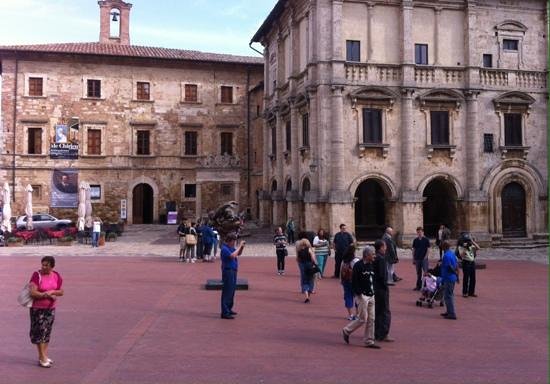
[29,308,55,344]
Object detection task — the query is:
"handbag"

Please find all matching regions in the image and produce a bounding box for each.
[17,271,40,308]
[185,234,197,245]
[305,262,321,276]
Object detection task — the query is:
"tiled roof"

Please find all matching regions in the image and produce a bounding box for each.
[0,42,264,65]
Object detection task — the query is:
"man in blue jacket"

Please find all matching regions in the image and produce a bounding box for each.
[440,241,458,320]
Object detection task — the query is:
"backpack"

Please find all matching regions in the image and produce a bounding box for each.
[341,262,353,282]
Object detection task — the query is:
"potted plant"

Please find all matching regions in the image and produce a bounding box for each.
[106,232,117,242]
[99,231,106,246]
[7,237,23,247]
[57,235,74,246]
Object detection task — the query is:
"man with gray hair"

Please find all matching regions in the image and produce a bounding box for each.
[342,246,380,349]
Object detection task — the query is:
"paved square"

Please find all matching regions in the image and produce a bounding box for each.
[0,251,547,384]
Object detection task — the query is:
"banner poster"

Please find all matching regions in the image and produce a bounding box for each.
[51,169,78,208]
[50,121,79,159]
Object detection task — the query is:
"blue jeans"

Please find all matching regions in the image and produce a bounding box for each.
[298,262,315,293]
[92,232,100,247]
[221,269,237,316]
[342,280,354,308]
[316,255,328,277]
[443,281,456,317]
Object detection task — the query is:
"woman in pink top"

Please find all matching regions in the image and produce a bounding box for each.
[29,256,64,368]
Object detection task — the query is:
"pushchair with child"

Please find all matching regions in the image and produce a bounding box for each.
[416,263,444,308]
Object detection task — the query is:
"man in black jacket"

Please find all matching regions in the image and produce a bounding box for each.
[382,226,401,284]
[373,239,394,342]
[333,223,354,278]
[341,246,380,349]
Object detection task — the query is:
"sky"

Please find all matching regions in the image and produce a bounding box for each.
[0,0,278,57]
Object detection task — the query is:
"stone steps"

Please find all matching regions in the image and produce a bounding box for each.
[491,237,549,249]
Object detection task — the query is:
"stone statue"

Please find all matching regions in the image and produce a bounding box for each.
[210,201,243,238]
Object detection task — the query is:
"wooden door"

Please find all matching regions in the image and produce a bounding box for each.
[133,184,144,224]
[502,182,526,238]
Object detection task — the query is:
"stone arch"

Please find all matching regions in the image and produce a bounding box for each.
[417,88,465,104]
[349,172,398,201]
[127,176,159,225]
[270,179,278,192]
[418,174,463,237]
[482,160,546,235]
[495,20,528,33]
[417,173,464,200]
[349,173,398,240]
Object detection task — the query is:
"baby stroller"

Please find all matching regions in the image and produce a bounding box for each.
[416,263,444,308]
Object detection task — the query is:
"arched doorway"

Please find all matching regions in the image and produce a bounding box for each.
[133,183,153,224]
[501,182,526,237]
[422,178,458,238]
[354,179,386,240]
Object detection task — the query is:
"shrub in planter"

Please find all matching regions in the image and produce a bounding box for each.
[7,237,23,246]
[106,232,117,242]
[57,235,74,246]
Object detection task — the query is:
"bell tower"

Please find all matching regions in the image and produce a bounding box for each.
[98,0,132,45]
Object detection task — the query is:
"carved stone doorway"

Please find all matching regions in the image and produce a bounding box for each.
[133,183,154,224]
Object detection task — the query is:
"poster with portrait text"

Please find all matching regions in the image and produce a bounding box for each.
[51,169,78,208]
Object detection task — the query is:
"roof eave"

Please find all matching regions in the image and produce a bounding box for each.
[250,0,287,44]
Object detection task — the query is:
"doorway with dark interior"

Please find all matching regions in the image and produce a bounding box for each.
[133,183,154,224]
[354,179,386,240]
[422,178,458,238]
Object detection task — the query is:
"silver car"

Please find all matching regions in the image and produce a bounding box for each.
[16,214,72,230]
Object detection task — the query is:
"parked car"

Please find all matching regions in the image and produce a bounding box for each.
[16,214,72,230]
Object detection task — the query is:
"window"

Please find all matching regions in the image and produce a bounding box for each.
[87,79,101,98]
[184,84,198,102]
[31,185,42,200]
[221,184,233,196]
[415,44,428,65]
[136,81,150,100]
[430,111,449,145]
[136,130,150,155]
[184,184,196,199]
[221,86,233,103]
[503,39,518,51]
[362,109,382,144]
[256,105,261,117]
[27,128,42,154]
[87,129,102,155]
[504,113,522,146]
[28,77,43,97]
[302,113,309,147]
[89,184,101,200]
[483,134,494,153]
[346,40,360,62]
[220,132,233,155]
[184,131,198,156]
[285,121,291,151]
[483,54,493,68]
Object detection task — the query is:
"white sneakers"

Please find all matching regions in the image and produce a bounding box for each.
[39,358,53,368]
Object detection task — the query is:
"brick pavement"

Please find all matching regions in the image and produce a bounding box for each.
[0,225,547,384]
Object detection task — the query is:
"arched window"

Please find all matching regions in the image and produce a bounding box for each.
[301,178,311,197]
[271,180,278,192]
[110,8,121,38]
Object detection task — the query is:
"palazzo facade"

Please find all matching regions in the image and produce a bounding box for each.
[0,0,264,224]
[252,0,548,244]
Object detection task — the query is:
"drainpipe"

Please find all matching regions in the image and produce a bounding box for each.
[246,67,251,212]
[11,53,18,202]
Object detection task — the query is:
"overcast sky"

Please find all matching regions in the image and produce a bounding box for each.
[0,0,277,56]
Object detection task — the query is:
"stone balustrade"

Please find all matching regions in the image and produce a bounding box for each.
[344,63,546,91]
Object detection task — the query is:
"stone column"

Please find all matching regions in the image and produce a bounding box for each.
[399,87,421,245]
[400,88,415,192]
[401,0,415,86]
[434,7,442,66]
[366,2,374,62]
[288,101,301,224]
[464,90,489,241]
[330,85,345,191]
[464,0,479,88]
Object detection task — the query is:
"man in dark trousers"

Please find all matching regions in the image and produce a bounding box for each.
[333,223,354,278]
[382,226,401,284]
[412,226,431,291]
[342,246,380,349]
[373,239,394,342]
[220,233,245,319]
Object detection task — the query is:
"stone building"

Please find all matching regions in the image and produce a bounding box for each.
[251,0,548,244]
[0,0,264,224]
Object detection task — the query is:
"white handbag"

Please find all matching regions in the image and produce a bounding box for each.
[17,272,41,308]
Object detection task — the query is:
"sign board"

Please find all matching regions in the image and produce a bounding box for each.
[51,169,78,208]
[50,121,79,159]
[120,199,127,220]
[167,211,178,224]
